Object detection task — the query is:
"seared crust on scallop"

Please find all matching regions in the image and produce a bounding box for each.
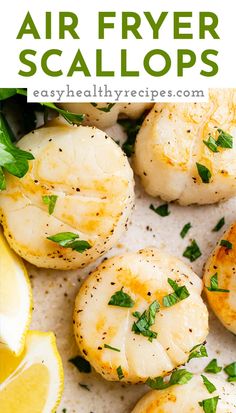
[133,89,236,205]
[131,374,236,412]
[0,125,134,270]
[74,248,208,383]
[59,103,153,129]
[203,222,236,334]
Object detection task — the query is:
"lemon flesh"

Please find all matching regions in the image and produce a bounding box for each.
[0,331,64,413]
[0,230,32,354]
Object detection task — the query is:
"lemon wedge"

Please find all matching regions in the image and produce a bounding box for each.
[0,230,32,355]
[0,331,64,413]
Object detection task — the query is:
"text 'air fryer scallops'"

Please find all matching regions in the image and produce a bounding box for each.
[131,374,236,413]
[204,222,236,334]
[74,248,208,383]
[59,103,153,129]
[134,89,236,205]
[0,124,134,270]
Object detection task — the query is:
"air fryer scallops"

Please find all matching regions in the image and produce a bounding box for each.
[131,374,236,413]
[203,222,236,334]
[59,103,153,129]
[0,124,134,270]
[133,89,236,205]
[73,248,208,383]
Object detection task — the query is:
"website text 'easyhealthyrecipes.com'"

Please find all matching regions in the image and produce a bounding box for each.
[28,84,207,102]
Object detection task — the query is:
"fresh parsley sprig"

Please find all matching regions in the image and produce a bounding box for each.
[188,343,208,362]
[206,273,229,293]
[42,195,58,215]
[47,232,91,253]
[146,369,193,390]
[162,278,190,308]
[0,113,34,190]
[183,240,202,262]
[108,288,134,308]
[132,300,159,342]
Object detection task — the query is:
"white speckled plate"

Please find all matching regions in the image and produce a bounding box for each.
[21,123,236,413]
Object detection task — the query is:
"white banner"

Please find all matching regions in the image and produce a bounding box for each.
[0,0,235,102]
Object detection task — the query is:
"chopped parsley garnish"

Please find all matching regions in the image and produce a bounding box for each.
[216,129,233,149]
[79,383,90,391]
[188,343,208,362]
[196,163,212,184]
[180,222,192,238]
[104,344,120,352]
[163,278,190,308]
[199,396,219,413]
[146,369,193,390]
[91,103,116,113]
[108,288,134,308]
[183,240,202,262]
[132,300,159,342]
[62,409,67,413]
[206,273,229,293]
[69,356,91,373]
[204,359,222,374]
[203,135,219,153]
[118,111,148,157]
[0,113,35,190]
[201,375,217,394]
[212,217,225,232]
[47,232,91,253]
[150,203,170,217]
[224,362,236,382]
[41,102,84,125]
[42,195,58,215]
[117,366,124,380]
[220,239,233,250]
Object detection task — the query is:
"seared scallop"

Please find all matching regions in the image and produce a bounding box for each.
[131,374,236,412]
[203,222,236,334]
[0,125,134,270]
[74,248,208,383]
[133,89,236,205]
[59,103,153,129]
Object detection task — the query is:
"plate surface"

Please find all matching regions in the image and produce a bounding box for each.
[27,124,236,413]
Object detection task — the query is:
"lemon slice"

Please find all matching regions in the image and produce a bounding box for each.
[0,230,32,355]
[0,331,64,413]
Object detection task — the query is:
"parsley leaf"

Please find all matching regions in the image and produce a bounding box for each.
[216,129,233,149]
[42,195,58,215]
[212,217,225,232]
[188,343,208,362]
[47,232,91,253]
[201,375,217,394]
[118,111,148,157]
[0,113,34,189]
[180,222,192,238]
[224,362,236,382]
[204,359,222,374]
[146,369,193,390]
[203,136,219,153]
[132,300,159,342]
[150,203,170,217]
[104,344,120,352]
[183,240,202,262]
[163,278,190,308]
[0,88,19,101]
[41,102,84,125]
[91,103,116,113]
[206,273,229,293]
[69,356,91,373]
[108,288,134,308]
[220,239,233,250]
[196,163,212,184]
[117,366,124,380]
[199,396,219,413]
